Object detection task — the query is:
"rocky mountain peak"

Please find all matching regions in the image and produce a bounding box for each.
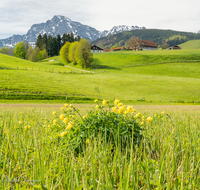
[0,15,146,48]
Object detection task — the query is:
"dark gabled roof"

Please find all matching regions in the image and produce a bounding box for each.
[91,45,103,50]
[140,40,157,48]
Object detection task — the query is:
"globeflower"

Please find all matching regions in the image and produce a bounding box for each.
[112,107,117,112]
[117,103,123,108]
[59,114,65,120]
[147,117,153,122]
[20,111,23,115]
[102,99,108,106]
[64,103,68,108]
[161,111,165,115]
[53,119,57,125]
[61,107,64,111]
[52,111,56,115]
[118,106,126,114]
[19,121,22,125]
[96,105,99,109]
[60,131,68,137]
[66,122,74,130]
[135,113,141,118]
[140,122,144,125]
[127,105,133,113]
[83,115,86,119]
[114,99,120,106]
[63,118,68,124]
[86,139,90,144]
[94,99,98,103]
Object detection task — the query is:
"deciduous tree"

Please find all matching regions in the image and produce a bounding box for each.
[60,42,71,64]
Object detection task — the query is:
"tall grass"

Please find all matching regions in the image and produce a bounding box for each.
[1,104,200,189]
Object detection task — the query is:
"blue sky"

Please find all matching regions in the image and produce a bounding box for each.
[0,0,200,39]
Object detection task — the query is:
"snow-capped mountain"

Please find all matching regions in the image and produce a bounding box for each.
[0,15,146,48]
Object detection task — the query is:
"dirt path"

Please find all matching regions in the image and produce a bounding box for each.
[64,65,94,73]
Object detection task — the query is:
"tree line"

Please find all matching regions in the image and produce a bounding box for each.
[60,39,93,69]
[0,32,81,62]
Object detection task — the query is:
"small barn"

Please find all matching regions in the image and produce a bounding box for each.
[169,45,181,50]
[91,45,104,52]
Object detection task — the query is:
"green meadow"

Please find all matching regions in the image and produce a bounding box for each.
[1,49,200,103]
[179,40,200,50]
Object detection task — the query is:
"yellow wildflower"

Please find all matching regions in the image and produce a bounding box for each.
[114,99,120,106]
[96,105,99,109]
[147,117,153,122]
[27,125,31,129]
[61,107,64,111]
[64,103,68,108]
[127,105,133,113]
[154,114,157,117]
[132,109,136,112]
[20,111,23,114]
[59,114,65,120]
[63,118,68,124]
[142,116,145,121]
[52,111,56,115]
[19,121,22,125]
[102,99,108,106]
[53,119,57,125]
[83,115,86,119]
[112,107,117,112]
[94,99,98,103]
[60,131,68,137]
[69,104,73,107]
[70,115,75,118]
[135,113,141,118]
[117,103,123,108]
[66,122,74,130]
[86,139,90,144]
[48,125,51,128]
[140,122,144,125]
[161,111,165,115]
[118,106,126,114]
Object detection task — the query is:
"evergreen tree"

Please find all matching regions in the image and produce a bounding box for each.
[52,37,58,56]
[47,35,53,57]
[36,34,43,49]
[42,33,48,50]
[70,33,74,42]
[57,34,62,53]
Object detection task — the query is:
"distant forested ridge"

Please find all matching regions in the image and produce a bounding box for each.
[91,29,200,49]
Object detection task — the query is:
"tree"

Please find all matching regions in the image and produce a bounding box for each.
[36,34,43,49]
[60,42,71,64]
[68,41,78,65]
[36,51,44,61]
[47,35,53,57]
[162,42,170,49]
[0,47,14,56]
[75,39,93,68]
[14,41,26,59]
[26,46,34,60]
[30,47,40,62]
[57,34,62,53]
[42,33,48,50]
[52,37,58,56]
[126,36,141,50]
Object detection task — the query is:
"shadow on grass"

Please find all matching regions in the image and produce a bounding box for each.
[91,58,121,70]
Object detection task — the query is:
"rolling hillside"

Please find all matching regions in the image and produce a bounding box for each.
[91,29,200,49]
[179,40,200,49]
[1,50,200,103]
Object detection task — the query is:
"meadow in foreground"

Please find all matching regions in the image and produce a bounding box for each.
[1,101,200,189]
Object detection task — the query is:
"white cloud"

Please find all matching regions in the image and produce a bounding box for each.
[0,0,200,39]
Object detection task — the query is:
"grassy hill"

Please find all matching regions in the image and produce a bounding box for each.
[179,40,200,49]
[1,50,200,103]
